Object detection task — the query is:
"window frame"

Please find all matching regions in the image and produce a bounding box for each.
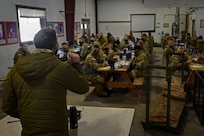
[16,5,47,45]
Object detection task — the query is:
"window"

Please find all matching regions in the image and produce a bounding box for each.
[16,5,46,43]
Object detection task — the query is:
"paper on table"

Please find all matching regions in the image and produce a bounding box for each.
[192,63,204,69]
[98,66,110,70]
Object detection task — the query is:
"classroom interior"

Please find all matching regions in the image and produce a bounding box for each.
[1,0,204,136]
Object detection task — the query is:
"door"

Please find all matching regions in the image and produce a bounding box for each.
[81,19,91,37]
[192,19,196,36]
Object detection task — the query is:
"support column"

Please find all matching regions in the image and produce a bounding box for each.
[64,0,75,41]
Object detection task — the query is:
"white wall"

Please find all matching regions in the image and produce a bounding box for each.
[195,8,204,37]
[97,0,187,43]
[0,0,203,78]
[144,0,204,8]
[75,0,96,37]
[0,0,65,77]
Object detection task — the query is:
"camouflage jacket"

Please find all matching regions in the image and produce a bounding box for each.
[169,53,188,70]
[98,36,108,45]
[84,50,108,74]
[80,43,90,60]
[197,42,204,54]
[107,35,115,44]
[13,48,30,64]
[129,50,148,72]
[164,46,176,55]
[161,37,168,49]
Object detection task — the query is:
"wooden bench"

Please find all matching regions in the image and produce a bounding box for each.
[163,81,184,92]
[133,77,145,89]
[0,76,7,81]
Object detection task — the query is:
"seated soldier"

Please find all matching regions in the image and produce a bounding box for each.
[101,42,109,56]
[83,42,110,97]
[56,42,69,61]
[169,44,191,83]
[197,36,204,54]
[121,33,134,50]
[79,37,90,60]
[163,38,177,64]
[13,42,30,64]
[128,43,148,82]
[137,39,150,63]
[141,33,154,54]
[164,38,176,55]
[161,33,170,49]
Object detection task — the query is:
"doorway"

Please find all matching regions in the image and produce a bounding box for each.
[81,19,91,37]
[192,19,196,35]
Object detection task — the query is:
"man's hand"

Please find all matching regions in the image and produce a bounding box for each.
[67,53,80,63]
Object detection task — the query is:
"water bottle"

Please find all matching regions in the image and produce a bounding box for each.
[69,106,78,129]
[119,52,123,60]
[123,48,126,54]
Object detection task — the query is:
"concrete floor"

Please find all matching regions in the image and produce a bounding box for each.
[1,47,204,136]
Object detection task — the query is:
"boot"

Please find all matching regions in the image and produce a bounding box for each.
[95,84,110,97]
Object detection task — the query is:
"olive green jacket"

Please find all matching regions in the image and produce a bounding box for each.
[2,49,89,136]
[169,53,188,70]
[129,50,148,73]
[164,45,176,55]
[84,50,107,74]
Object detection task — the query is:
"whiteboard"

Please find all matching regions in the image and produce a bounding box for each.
[131,14,155,32]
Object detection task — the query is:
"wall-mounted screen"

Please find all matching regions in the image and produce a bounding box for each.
[131,14,155,32]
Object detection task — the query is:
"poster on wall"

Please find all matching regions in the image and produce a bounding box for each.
[6,22,18,44]
[74,22,81,34]
[0,22,6,45]
[47,22,53,29]
[200,20,204,28]
[47,22,64,37]
[53,22,59,35]
[58,22,64,37]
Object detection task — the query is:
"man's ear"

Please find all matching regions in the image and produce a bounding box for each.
[52,42,59,55]
[52,42,59,51]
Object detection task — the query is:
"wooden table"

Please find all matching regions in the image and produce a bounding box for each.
[188,63,204,71]
[97,58,138,97]
[0,106,135,136]
[185,63,204,91]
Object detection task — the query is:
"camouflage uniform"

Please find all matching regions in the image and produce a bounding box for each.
[161,37,168,49]
[169,52,189,81]
[98,36,108,45]
[13,48,30,64]
[191,39,197,48]
[83,49,108,95]
[197,41,204,54]
[128,50,148,81]
[141,44,150,63]
[164,45,176,55]
[109,42,122,53]
[129,35,136,42]
[120,39,131,49]
[107,33,115,44]
[185,37,192,46]
[146,37,154,53]
[80,42,90,60]
[163,45,176,64]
